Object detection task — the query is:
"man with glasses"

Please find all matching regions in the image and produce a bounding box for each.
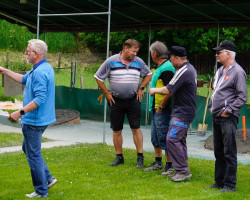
[150,46,197,182]
[206,40,247,192]
[0,39,57,198]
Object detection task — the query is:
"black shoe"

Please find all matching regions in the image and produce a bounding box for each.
[136,156,144,168]
[109,156,124,166]
[218,186,236,193]
[204,183,223,189]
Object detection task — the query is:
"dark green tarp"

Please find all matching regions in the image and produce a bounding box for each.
[55,86,250,130]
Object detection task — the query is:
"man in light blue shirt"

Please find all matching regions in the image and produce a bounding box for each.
[0,39,57,198]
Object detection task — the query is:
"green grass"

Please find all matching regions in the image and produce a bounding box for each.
[0,132,52,148]
[0,143,249,200]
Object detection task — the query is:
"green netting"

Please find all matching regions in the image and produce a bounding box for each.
[55,86,250,130]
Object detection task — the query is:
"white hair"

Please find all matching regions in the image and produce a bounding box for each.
[229,50,236,60]
[28,39,48,58]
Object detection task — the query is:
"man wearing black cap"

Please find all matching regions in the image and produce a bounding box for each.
[206,40,247,192]
[150,46,197,182]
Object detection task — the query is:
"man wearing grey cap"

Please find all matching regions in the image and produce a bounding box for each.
[150,46,197,182]
[206,40,247,192]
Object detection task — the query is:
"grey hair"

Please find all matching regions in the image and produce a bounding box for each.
[228,50,236,60]
[150,41,168,59]
[28,39,48,58]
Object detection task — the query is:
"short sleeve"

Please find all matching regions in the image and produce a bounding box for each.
[94,59,111,82]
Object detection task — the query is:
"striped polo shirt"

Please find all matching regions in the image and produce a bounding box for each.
[94,53,152,99]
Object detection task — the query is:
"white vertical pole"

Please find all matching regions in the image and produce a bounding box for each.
[145,24,151,126]
[103,0,111,144]
[214,23,220,74]
[37,0,41,39]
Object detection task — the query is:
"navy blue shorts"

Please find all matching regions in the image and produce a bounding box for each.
[109,95,141,131]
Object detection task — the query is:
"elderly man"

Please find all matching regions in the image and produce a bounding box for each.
[95,39,152,168]
[150,46,197,182]
[144,41,175,175]
[0,39,57,198]
[206,40,247,192]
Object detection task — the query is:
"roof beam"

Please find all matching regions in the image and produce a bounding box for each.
[53,0,108,24]
[88,0,146,24]
[27,1,88,27]
[0,10,36,29]
[0,1,61,28]
[212,0,250,20]
[173,0,219,23]
[129,0,180,22]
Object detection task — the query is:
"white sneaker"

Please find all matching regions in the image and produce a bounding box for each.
[25,192,48,198]
[48,177,57,189]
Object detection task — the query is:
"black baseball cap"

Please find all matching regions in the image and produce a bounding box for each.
[213,40,236,52]
[166,46,187,57]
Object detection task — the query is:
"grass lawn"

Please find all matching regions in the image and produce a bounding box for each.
[0,132,52,148]
[0,143,249,200]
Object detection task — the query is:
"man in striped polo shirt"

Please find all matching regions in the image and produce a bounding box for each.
[95,39,152,168]
[150,46,197,182]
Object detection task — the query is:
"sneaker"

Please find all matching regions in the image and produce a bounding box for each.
[48,177,57,189]
[204,183,223,189]
[136,156,144,168]
[218,186,236,193]
[144,161,163,171]
[109,156,124,166]
[171,171,192,182]
[25,192,48,198]
[161,165,174,176]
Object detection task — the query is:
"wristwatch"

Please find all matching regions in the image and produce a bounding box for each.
[20,109,25,115]
[139,86,145,90]
[158,105,164,109]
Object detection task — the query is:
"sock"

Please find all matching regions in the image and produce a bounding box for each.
[137,153,143,157]
[166,162,172,168]
[155,157,162,163]
[117,154,123,158]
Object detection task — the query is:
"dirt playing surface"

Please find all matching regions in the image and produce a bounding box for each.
[205,129,250,154]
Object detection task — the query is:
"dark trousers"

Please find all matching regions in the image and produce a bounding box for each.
[212,115,238,189]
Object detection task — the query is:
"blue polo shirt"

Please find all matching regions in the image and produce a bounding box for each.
[22,59,56,126]
[167,62,197,123]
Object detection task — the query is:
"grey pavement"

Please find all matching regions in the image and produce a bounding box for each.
[1,120,250,165]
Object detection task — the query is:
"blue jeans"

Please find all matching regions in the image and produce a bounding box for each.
[213,115,238,189]
[22,124,53,195]
[151,109,171,150]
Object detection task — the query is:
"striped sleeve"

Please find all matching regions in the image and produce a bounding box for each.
[167,64,188,94]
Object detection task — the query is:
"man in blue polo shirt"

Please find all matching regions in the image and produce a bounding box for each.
[150,46,197,182]
[0,39,57,198]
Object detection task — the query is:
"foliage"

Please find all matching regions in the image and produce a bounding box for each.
[0,143,250,200]
[78,27,250,54]
[0,132,51,148]
[0,19,78,53]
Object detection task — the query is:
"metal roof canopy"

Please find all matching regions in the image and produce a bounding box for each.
[1,0,250,33]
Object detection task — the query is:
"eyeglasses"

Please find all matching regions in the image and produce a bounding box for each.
[25,49,36,53]
[216,50,228,55]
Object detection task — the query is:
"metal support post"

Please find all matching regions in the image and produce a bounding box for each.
[103,0,111,144]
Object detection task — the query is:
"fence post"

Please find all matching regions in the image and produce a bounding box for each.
[80,76,84,89]
[6,51,9,68]
[58,53,61,69]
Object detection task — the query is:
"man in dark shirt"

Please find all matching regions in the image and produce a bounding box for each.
[150,46,197,182]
